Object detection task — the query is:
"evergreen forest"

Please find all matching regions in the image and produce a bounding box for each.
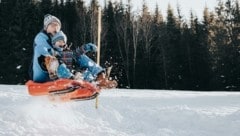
[0,0,240,91]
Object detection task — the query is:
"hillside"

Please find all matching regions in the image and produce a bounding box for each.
[0,85,240,136]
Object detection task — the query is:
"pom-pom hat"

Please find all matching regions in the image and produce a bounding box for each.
[44,14,61,30]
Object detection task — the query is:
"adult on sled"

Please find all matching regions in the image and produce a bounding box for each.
[31,14,117,89]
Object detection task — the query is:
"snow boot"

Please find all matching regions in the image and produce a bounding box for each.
[96,72,117,89]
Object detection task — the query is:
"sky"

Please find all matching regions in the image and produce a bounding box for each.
[0,85,240,135]
[93,0,220,20]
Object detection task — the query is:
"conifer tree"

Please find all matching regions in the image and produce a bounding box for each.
[102,1,125,87]
[150,5,167,89]
[75,0,88,45]
[165,4,182,89]
[0,0,38,83]
[113,1,132,88]
[137,3,154,88]
[211,0,235,90]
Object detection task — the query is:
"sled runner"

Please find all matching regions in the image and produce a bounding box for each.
[26,79,100,101]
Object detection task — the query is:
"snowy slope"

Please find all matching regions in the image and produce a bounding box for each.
[0,85,240,136]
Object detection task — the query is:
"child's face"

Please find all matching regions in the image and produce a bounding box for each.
[55,40,66,48]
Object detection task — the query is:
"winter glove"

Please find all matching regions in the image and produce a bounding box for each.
[75,43,97,55]
[83,43,97,53]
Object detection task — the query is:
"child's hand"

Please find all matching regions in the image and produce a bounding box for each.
[84,43,97,53]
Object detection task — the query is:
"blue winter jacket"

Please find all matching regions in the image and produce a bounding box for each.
[32,31,53,82]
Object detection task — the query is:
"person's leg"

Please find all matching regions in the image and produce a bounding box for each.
[77,54,117,88]
[77,54,104,78]
[81,69,95,82]
[57,63,73,79]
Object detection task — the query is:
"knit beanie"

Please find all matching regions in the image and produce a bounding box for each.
[44,14,61,30]
[52,31,67,45]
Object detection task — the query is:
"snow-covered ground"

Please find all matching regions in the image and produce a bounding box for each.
[0,85,240,136]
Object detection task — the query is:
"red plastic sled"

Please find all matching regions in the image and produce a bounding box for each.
[26,79,100,101]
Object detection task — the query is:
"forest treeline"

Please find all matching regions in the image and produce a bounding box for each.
[0,0,240,91]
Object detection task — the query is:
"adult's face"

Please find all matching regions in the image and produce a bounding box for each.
[46,22,60,36]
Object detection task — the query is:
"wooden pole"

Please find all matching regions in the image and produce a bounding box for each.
[97,7,101,65]
[95,6,101,109]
